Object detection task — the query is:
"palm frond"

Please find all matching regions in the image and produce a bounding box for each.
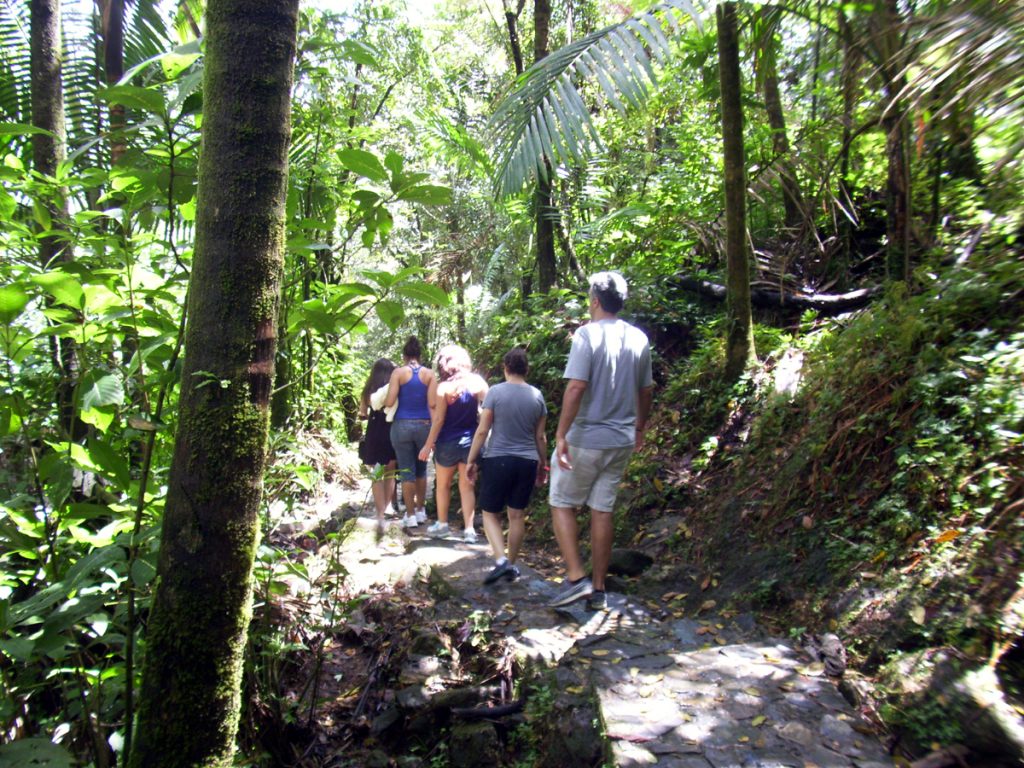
[0,0,32,140]
[489,0,705,198]
[125,0,174,70]
[904,2,1024,128]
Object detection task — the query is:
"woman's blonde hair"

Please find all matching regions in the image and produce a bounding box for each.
[434,344,472,383]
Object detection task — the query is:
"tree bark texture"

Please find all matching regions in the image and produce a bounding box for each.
[100,0,126,164]
[129,1,299,765]
[757,19,805,233]
[533,0,558,293]
[717,2,756,380]
[31,0,80,437]
[872,0,911,282]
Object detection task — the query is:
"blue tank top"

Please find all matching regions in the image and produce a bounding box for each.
[438,389,478,443]
[394,365,430,420]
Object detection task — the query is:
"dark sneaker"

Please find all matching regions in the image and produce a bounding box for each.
[504,565,521,582]
[586,590,607,611]
[548,577,593,607]
[484,561,512,584]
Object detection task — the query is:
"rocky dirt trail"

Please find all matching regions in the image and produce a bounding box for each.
[271,465,895,768]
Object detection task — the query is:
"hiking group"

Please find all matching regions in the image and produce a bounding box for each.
[358,271,653,609]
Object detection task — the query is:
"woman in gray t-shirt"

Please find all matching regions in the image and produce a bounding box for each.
[466,348,547,584]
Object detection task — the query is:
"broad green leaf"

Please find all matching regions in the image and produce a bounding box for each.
[361,228,376,248]
[83,284,122,314]
[375,300,404,330]
[0,406,22,437]
[339,149,387,183]
[31,271,84,309]
[384,150,403,177]
[395,281,450,307]
[38,453,73,509]
[87,438,131,491]
[78,371,124,411]
[32,199,52,230]
[396,184,452,205]
[296,300,338,335]
[80,407,115,433]
[131,556,157,587]
[68,518,132,547]
[161,50,201,79]
[0,285,30,323]
[101,85,166,116]
[9,545,125,624]
[0,122,55,138]
[340,39,380,68]
[0,636,35,662]
[360,269,397,290]
[352,190,380,208]
[391,171,430,194]
[0,187,15,218]
[375,208,393,240]
[0,738,73,767]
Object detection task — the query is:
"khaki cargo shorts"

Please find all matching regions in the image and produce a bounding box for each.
[549,444,633,512]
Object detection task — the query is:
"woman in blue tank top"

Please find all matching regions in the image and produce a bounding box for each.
[385,336,435,529]
[418,345,488,542]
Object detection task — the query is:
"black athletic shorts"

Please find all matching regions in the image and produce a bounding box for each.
[478,455,538,513]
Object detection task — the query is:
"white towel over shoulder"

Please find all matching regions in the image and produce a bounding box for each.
[369,384,397,422]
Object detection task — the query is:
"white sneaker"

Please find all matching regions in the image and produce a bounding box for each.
[384,504,398,517]
[401,515,418,528]
[463,528,478,544]
[415,507,428,524]
[426,521,449,537]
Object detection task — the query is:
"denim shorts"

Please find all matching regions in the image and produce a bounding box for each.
[434,435,472,468]
[549,444,633,511]
[390,418,431,482]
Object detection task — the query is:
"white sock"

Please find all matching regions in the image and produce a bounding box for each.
[495,557,508,566]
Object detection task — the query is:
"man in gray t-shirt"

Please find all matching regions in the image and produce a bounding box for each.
[548,271,654,610]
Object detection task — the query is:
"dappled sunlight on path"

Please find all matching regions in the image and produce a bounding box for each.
[312,482,896,768]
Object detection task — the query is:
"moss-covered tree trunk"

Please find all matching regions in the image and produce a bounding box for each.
[129,1,299,765]
[31,0,80,438]
[718,2,756,381]
[534,0,558,293]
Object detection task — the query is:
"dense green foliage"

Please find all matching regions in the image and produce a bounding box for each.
[0,0,1021,764]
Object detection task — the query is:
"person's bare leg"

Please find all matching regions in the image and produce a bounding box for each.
[414,474,428,511]
[371,478,388,517]
[506,508,526,564]
[482,511,505,560]
[590,508,614,591]
[551,505,586,582]
[401,480,417,517]
[457,462,475,531]
[385,461,397,509]
[433,463,455,523]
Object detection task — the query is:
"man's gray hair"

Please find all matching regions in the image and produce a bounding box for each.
[588,271,628,314]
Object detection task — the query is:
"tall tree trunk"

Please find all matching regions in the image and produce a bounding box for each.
[873,0,911,282]
[129,0,299,764]
[31,0,80,439]
[534,0,558,294]
[757,12,806,233]
[835,8,859,286]
[503,0,525,75]
[100,0,126,164]
[717,2,756,381]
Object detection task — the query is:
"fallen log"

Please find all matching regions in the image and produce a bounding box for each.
[671,275,883,315]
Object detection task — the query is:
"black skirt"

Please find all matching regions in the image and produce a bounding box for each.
[360,409,396,466]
